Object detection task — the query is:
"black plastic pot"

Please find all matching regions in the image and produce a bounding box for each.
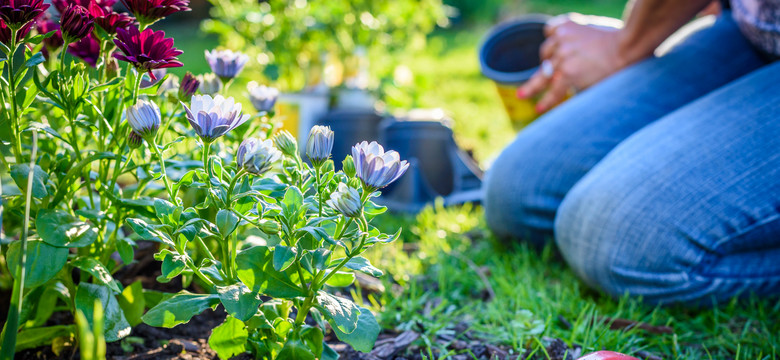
[315,109,384,169]
[378,113,483,213]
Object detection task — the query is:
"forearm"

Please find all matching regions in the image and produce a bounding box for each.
[617,0,713,65]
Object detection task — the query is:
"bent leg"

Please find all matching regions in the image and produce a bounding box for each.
[484,14,767,245]
[555,60,780,304]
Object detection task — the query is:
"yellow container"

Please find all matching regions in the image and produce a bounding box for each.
[479,15,550,131]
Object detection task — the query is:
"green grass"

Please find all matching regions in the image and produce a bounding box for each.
[362,204,780,359]
[164,2,779,358]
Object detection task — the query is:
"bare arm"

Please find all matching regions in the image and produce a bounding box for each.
[518,0,715,112]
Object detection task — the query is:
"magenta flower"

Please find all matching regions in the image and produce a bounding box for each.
[67,34,100,67]
[119,0,190,27]
[0,18,31,44]
[89,3,135,36]
[0,0,49,27]
[178,72,199,102]
[60,5,94,43]
[36,13,63,50]
[113,26,183,80]
[53,0,116,14]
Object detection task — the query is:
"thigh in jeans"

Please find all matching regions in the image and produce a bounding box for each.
[484,13,768,245]
[555,60,780,305]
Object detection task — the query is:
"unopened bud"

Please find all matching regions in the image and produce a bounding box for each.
[342,155,356,178]
[258,219,280,234]
[273,130,298,157]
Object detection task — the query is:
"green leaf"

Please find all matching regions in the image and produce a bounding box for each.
[300,326,324,358]
[233,176,254,215]
[208,316,248,360]
[75,283,132,342]
[11,164,48,198]
[315,292,360,334]
[141,292,219,328]
[157,251,186,282]
[322,343,340,360]
[126,218,174,247]
[24,52,45,68]
[216,209,239,238]
[7,240,68,288]
[154,199,180,225]
[331,306,380,353]
[36,209,98,248]
[15,325,76,351]
[236,246,306,299]
[325,271,355,288]
[116,281,145,327]
[339,256,384,277]
[280,186,304,221]
[217,283,262,322]
[278,338,315,360]
[273,245,297,272]
[70,257,121,293]
[117,238,136,265]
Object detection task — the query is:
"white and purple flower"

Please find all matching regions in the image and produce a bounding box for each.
[183,94,250,143]
[126,99,161,140]
[352,141,409,191]
[247,81,279,113]
[306,125,334,167]
[197,73,222,95]
[205,49,249,80]
[327,183,362,218]
[236,137,282,176]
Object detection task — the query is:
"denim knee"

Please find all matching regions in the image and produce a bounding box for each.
[554,172,711,305]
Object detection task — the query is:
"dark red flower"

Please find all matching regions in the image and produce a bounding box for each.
[0,18,31,44]
[113,26,182,79]
[0,0,50,27]
[68,33,100,67]
[119,0,190,26]
[60,5,94,43]
[35,13,62,51]
[52,0,116,14]
[89,3,135,36]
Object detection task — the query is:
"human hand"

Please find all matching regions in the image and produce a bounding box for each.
[517,13,626,113]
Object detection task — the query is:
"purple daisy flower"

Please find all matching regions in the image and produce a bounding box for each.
[0,0,49,27]
[89,2,136,36]
[120,0,190,27]
[60,4,94,44]
[67,33,100,67]
[0,18,31,44]
[53,0,116,14]
[113,25,183,80]
[352,141,410,191]
[183,94,250,144]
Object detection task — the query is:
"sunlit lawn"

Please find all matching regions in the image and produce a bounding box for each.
[165,1,780,358]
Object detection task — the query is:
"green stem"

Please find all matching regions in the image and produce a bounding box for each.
[294,295,315,327]
[0,130,38,360]
[7,29,23,164]
[151,141,177,203]
[186,258,216,291]
[225,169,246,206]
[314,165,323,217]
[194,237,217,263]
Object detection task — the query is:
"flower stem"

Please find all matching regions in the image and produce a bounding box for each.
[0,130,38,359]
[151,141,176,203]
[6,30,23,164]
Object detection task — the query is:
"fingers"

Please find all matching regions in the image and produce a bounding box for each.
[544,14,571,37]
[536,73,569,113]
[516,70,549,99]
[540,37,557,60]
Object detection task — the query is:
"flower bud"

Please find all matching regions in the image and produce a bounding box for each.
[126,99,161,140]
[198,73,222,95]
[273,130,298,157]
[178,72,200,102]
[128,130,144,149]
[348,177,362,189]
[236,137,282,176]
[258,219,280,235]
[305,125,334,167]
[60,5,94,44]
[327,183,362,218]
[342,155,356,178]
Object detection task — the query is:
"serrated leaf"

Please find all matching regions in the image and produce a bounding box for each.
[338,256,384,277]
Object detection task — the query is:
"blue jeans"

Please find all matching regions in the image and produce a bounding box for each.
[483,13,780,304]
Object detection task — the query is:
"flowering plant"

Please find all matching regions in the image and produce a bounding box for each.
[0,0,407,358]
